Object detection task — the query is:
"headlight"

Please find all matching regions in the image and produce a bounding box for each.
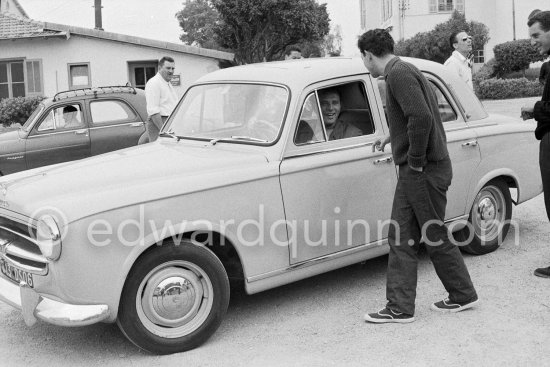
[36,215,62,261]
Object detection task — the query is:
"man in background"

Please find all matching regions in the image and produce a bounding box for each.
[444,31,474,89]
[144,56,178,142]
[284,46,303,60]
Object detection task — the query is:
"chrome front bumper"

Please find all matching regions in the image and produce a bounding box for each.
[0,276,110,327]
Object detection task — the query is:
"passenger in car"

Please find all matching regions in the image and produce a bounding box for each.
[319,88,363,140]
[62,105,82,129]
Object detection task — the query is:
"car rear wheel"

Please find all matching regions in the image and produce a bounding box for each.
[455,179,512,255]
[117,240,230,354]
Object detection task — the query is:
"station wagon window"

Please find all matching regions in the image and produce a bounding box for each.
[90,100,137,125]
[294,81,375,145]
[167,83,288,144]
[36,104,84,132]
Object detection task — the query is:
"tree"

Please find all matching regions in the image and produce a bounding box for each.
[395,11,489,64]
[177,0,330,64]
[176,0,221,50]
[323,25,343,57]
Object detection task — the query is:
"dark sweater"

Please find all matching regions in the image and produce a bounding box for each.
[384,57,449,167]
[534,62,550,140]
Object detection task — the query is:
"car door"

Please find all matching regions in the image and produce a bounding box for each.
[25,103,91,169]
[87,98,146,156]
[425,75,482,220]
[279,79,397,264]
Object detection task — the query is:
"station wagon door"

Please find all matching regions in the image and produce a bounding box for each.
[279,79,397,264]
[87,98,146,156]
[25,103,91,169]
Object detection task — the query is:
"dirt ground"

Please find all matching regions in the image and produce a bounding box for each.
[0,97,548,366]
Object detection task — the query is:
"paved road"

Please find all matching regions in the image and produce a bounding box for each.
[0,97,548,366]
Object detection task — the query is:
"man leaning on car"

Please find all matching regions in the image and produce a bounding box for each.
[521,10,550,278]
[143,56,178,143]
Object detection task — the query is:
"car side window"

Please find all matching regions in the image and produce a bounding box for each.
[294,81,375,145]
[36,104,84,132]
[428,81,458,123]
[90,100,137,125]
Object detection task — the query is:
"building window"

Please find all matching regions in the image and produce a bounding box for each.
[129,62,157,90]
[25,60,43,96]
[0,61,25,99]
[381,0,392,21]
[429,0,464,13]
[68,63,91,89]
[473,49,485,64]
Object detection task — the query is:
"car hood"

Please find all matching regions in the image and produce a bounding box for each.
[0,141,272,223]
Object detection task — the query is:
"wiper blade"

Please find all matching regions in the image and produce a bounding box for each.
[159,131,181,141]
[209,136,268,145]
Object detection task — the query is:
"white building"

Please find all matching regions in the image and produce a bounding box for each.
[0,0,233,99]
[360,0,549,63]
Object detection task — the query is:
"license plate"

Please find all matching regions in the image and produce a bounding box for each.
[0,258,33,288]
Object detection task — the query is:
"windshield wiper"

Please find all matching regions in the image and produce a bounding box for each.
[209,136,268,145]
[159,131,181,141]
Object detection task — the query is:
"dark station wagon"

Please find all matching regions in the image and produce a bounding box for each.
[0,86,147,176]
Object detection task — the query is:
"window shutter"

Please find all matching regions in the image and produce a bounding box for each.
[25,59,43,96]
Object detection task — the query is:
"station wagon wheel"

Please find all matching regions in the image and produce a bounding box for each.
[455,179,512,255]
[117,240,230,355]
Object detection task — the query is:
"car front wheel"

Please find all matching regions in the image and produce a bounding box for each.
[455,179,512,255]
[117,240,230,354]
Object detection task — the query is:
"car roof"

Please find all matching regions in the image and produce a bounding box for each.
[196,56,453,89]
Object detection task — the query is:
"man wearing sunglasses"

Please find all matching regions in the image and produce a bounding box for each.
[444,31,474,89]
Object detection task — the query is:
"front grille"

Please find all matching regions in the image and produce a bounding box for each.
[0,217,48,275]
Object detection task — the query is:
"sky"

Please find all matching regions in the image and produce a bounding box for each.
[18,0,363,56]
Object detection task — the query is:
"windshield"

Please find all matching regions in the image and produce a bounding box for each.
[165,83,288,144]
[22,103,45,131]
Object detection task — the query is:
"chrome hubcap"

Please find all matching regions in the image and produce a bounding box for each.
[473,185,506,242]
[136,261,214,338]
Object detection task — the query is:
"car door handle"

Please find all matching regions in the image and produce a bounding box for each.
[373,156,393,165]
[462,140,478,147]
[74,129,88,135]
[130,122,145,127]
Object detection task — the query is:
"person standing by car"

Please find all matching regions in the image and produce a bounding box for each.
[444,31,474,89]
[521,11,550,278]
[284,46,303,60]
[144,56,178,142]
[357,29,478,323]
[540,58,550,85]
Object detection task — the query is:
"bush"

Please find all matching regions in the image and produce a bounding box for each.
[476,77,543,99]
[473,58,496,90]
[0,96,44,127]
[493,39,545,77]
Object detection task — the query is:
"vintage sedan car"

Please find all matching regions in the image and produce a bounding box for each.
[0,86,147,175]
[0,57,542,354]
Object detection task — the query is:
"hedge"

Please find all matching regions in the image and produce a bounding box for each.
[0,96,44,127]
[476,77,544,99]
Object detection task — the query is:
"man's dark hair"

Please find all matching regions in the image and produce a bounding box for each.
[318,87,341,101]
[63,105,77,113]
[159,56,175,66]
[449,31,460,48]
[357,29,394,57]
[528,10,550,32]
[285,45,302,56]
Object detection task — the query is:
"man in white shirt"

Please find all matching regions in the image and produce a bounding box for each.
[144,56,178,142]
[444,31,474,89]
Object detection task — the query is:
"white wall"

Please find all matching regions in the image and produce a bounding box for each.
[2,35,221,97]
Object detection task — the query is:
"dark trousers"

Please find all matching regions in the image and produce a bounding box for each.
[386,158,477,315]
[540,133,550,222]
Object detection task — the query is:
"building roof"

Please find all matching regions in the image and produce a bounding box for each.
[0,13,66,39]
[0,13,234,61]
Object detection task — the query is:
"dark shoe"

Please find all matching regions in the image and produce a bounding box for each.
[430,297,479,313]
[534,266,550,278]
[364,308,415,323]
